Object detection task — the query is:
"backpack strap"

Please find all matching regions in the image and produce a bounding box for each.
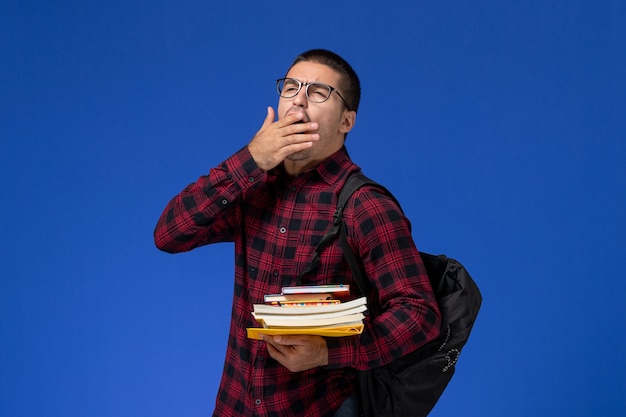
[338,172,403,299]
[336,173,374,297]
[297,171,402,300]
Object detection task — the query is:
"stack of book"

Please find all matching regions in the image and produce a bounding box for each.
[246,284,367,340]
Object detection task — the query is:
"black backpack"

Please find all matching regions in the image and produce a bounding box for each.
[309,171,482,417]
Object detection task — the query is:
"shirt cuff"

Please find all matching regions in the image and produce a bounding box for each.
[326,336,359,369]
[223,146,265,190]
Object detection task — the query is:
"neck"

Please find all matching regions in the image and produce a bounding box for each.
[283,139,344,177]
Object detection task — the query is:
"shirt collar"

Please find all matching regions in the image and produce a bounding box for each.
[315,146,360,185]
[270,146,360,185]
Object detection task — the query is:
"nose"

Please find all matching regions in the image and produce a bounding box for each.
[291,85,308,107]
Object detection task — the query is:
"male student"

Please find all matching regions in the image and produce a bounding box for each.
[154,49,441,417]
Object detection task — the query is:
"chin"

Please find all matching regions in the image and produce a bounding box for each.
[286,150,310,161]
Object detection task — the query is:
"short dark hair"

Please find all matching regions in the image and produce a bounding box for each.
[288,49,361,112]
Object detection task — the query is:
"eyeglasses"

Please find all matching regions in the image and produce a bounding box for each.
[276,78,351,110]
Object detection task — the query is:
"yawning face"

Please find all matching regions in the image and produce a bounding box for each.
[276,61,356,173]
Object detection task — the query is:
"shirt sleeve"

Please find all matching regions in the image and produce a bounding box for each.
[326,186,441,370]
[154,146,265,253]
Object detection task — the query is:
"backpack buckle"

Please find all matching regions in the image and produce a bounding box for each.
[332,207,343,225]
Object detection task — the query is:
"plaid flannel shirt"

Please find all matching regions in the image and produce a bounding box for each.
[154,146,440,417]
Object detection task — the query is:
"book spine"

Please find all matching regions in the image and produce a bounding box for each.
[277,300,341,307]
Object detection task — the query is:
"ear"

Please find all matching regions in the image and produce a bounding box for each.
[339,110,357,134]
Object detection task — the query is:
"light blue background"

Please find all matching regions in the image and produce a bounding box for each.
[2,1,625,416]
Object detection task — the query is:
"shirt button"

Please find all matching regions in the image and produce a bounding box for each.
[255,399,262,405]
[248,176,255,183]
[221,199,228,205]
[279,227,286,233]
[273,271,279,277]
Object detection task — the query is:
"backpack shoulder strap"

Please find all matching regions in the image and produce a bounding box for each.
[297,171,401,297]
[339,172,402,216]
[336,172,401,297]
[297,172,371,284]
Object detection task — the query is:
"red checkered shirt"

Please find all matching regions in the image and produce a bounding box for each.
[154,146,441,417]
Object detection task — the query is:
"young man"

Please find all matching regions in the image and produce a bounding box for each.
[154,49,441,417]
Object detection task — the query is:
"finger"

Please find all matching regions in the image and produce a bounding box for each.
[261,335,290,351]
[264,337,291,357]
[260,106,275,129]
[265,343,300,371]
[282,121,319,136]
[271,335,298,345]
[272,334,321,347]
[265,342,283,361]
[277,111,307,128]
[279,133,319,150]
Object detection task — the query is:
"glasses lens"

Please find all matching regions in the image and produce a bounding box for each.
[278,78,301,97]
[306,83,332,103]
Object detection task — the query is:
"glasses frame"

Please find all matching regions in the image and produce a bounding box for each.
[276,78,351,110]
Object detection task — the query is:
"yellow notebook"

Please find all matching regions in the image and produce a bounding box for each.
[246,324,364,340]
